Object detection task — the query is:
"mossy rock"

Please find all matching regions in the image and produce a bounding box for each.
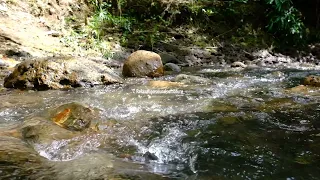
[49,102,100,131]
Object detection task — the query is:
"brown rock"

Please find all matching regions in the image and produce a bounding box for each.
[0,136,53,179]
[122,50,164,77]
[303,75,320,87]
[4,57,123,90]
[50,102,98,131]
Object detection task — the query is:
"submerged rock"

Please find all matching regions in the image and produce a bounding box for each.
[49,102,99,131]
[0,102,99,145]
[303,75,320,87]
[164,63,181,73]
[122,50,164,78]
[21,117,82,144]
[174,74,212,84]
[0,136,54,179]
[4,57,123,90]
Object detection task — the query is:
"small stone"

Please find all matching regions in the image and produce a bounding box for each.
[231,61,247,68]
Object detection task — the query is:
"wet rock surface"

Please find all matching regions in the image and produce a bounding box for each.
[49,102,98,131]
[4,57,123,90]
[303,75,320,87]
[0,136,54,179]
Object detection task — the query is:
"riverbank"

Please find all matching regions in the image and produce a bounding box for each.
[1,0,320,72]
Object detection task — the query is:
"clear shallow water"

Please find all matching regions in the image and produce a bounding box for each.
[1,66,320,179]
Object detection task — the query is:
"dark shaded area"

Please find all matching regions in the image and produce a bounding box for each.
[135,103,320,179]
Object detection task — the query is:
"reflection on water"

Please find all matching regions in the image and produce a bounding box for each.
[1,66,320,179]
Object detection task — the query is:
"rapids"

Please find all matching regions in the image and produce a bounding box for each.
[1,65,320,179]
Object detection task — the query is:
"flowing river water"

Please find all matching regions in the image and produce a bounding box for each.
[0,65,320,179]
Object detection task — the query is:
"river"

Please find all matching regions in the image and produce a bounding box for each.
[0,65,320,179]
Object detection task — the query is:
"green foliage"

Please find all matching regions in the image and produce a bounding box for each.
[265,0,305,45]
[88,8,133,40]
[65,0,319,53]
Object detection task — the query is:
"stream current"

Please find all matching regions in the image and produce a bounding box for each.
[0,65,320,179]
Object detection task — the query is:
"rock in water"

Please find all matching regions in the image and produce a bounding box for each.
[0,136,54,179]
[231,61,247,68]
[303,75,320,87]
[174,74,212,84]
[50,102,98,131]
[164,63,181,73]
[122,50,164,77]
[4,57,123,90]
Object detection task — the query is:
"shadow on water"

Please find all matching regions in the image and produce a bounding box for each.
[131,102,320,179]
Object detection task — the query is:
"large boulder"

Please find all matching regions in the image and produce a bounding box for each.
[122,50,164,77]
[4,57,123,90]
